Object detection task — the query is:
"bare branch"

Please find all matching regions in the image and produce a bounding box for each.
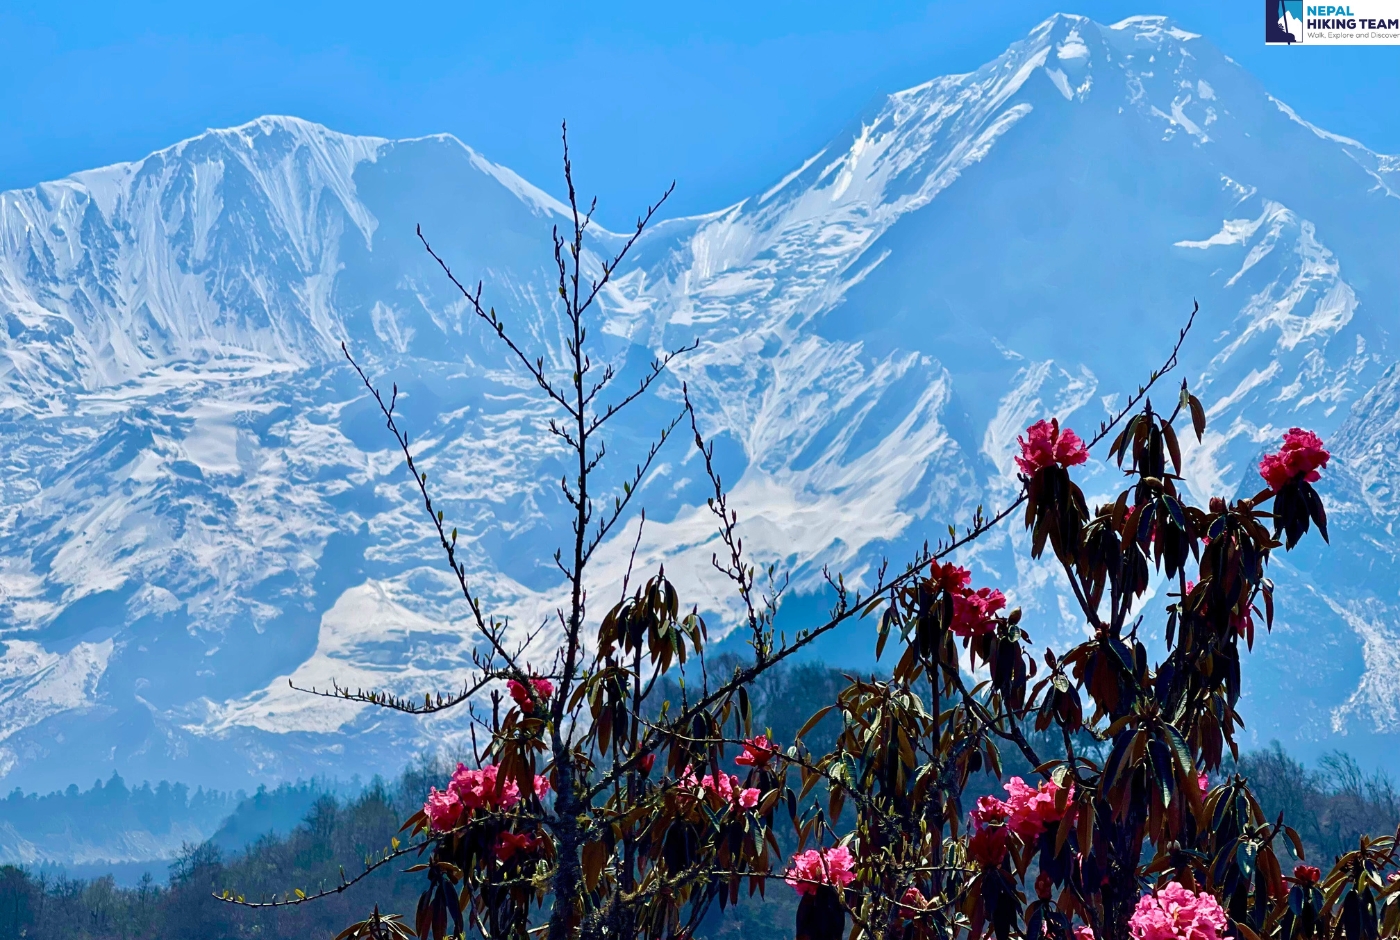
[289,674,495,716]
[340,344,527,682]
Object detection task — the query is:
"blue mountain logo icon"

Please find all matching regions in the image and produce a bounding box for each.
[1267,0,1305,42]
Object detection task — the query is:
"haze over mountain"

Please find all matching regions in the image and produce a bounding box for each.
[1,12,1398,798]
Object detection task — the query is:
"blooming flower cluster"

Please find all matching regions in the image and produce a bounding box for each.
[930,562,1008,639]
[423,762,552,831]
[734,735,775,767]
[896,887,927,919]
[1015,419,1090,476]
[967,795,1011,866]
[508,676,555,714]
[494,830,541,862]
[785,844,856,896]
[679,765,761,809]
[1002,775,1072,839]
[1258,428,1329,492]
[1293,864,1321,885]
[1128,882,1228,940]
[966,776,1073,867]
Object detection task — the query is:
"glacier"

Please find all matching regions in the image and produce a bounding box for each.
[0,13,1398,794]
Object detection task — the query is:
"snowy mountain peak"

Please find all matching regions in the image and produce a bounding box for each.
[1,15,1399,795]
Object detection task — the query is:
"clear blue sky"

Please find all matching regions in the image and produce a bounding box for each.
[3,1,1397,227]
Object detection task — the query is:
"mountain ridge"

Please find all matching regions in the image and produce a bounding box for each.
[1,12,1398,795]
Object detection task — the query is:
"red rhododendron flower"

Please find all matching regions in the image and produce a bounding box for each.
[1293,864,1321,885]
[967,795,1011,866]
[1258,428,1329,491]
[897,887,927,919]
[1016,418,1090,475]
[930,561,972,594]
[927,564,1007,638]
[734,734,776,767]
[785,845,856,895]
[508,676,554,713]
[967,823,1010,867]
[1128,882,1227,940]
[638,752,656,775]
[494,830,540,862]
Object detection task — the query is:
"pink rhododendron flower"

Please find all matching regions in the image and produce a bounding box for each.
[1003,776,1072,840]
[952,586,1007,638]
[785,845,856,895]
[683,766,759,810]
[424,786,462,830]
[970,795,1010,827]
[701,772,736,801]
[440,762,550,816]
[1259,428,1329,492]
[1128,882,1227,940]
[452,762,521,810]
[1016,419,1090,475]
[1197,773,1210,795]
[1074,927,1096,940]
[734,734,776,767]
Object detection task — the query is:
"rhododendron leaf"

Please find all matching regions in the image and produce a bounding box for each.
[581,839,606,891]
[1163,421,1182,476]
[796,705,834,742]
[1235,921,1264,940]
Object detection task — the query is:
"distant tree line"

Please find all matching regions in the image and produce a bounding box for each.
[0,775,234,852]
[1,660,1395,939]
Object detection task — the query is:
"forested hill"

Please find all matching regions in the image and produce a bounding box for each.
[3,662,1400,940]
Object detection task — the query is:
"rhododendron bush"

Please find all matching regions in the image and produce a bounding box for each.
[222,145,1400,940]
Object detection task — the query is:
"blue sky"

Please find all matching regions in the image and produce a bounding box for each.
[3,1,1397,226]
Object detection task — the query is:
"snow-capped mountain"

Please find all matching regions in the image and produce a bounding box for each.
[1,13,1398,794]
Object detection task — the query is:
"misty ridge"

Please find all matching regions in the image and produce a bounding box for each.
[2,658,1399,939]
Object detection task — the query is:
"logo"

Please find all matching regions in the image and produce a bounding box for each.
[1266,0,1305,42]
[1266,1,1400,43]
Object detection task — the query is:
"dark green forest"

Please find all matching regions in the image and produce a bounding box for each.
[3,662,1397,940]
